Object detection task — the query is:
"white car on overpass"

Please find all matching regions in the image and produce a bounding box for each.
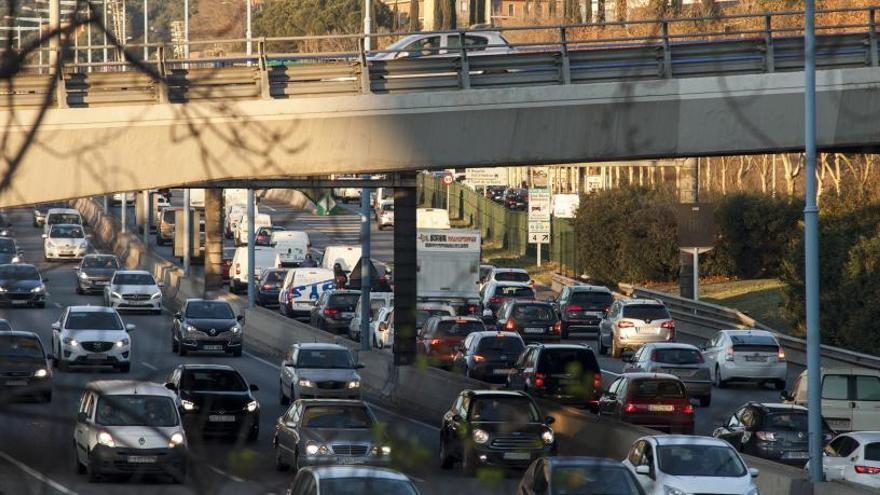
[369,31,514,60]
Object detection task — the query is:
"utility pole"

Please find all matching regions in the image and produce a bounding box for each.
[184,0,189,57]
[245,0,252,58]
[103,0,108,67]
[247,189,256,308]
[363,0,372,52]
[143,0,148,60]
[183,189,191,275]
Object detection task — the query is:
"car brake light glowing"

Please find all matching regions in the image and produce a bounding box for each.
[681,403,694,414]
[262,283,273,290]
[661,320,675,330]
[593,373,602,392]
[624,402,637,413]
[618,321,634,329]
[467,305,478,314]
[855,465,880,475]
[553,321,562,334]
[534,372,545,388]
[567,305,583,312]
[323,308,338,316]
[778,347,786,361]
[473,354,486,362]
[430,339,443,346]
[506,320,515,331]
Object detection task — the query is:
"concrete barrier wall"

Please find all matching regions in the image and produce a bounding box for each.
[76,197,877,495]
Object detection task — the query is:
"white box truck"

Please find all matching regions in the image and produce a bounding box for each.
[416,229,481,314]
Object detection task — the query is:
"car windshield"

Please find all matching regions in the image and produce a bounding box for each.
[550,465,641,495]
[113,273,155,285]
[623,305,669,321]
[539,349,600,375]
[329,294,360,311]
[0,265,39,281]
[66,311,123,330]
[181,369,247,392]
[569,291,613,309]
[186,301,235,319]
[0,336,43,359]
[476,336,524,356]
[496,286,535,299]
[654,348,704,365]
[50,225,84,238]
[262,271,287,284]
[302,406,373,429]
[48,214,80,224]
[96,395,178,427]
[765,412,809,430]
[513,304,555,320]
[435,320,484,337]
[83,256,119,269]
[318,479,418,495]
[657,444,747,477]
[0,239,15,254]
[629,379,686,399]
[495,271,530,283]
[417,309,452,328]
[469,397,540,423]
[297,349,353,369]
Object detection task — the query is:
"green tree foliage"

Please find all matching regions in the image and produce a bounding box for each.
[254,0,393,37]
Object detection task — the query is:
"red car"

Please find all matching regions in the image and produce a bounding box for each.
[598,372,694,434]
[417,316,485,369]
[221,247,236,281]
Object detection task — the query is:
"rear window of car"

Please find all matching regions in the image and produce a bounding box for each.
[550,465,641,495]
[329,294,359,311]
[569,291,614,308]
[476,336,524,356]
[263,271,287,283]
[512,304,555,320]
[730,334,779,353]
[864,443,880,461]
[494,271,530,283]
[622,304,669,321]
[538,348,600,374]
[629,379,686,399]
[653,348,704,365]
[765,412,808,430]
[495,286,535,298]
[435,319,484,336]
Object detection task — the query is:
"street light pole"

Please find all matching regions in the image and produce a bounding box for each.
[245,0,252,58]
[143,0,148,60]
[804,0,822,484]
[363,0,372,52]
[102,0,108,67]
[183,0,189,57]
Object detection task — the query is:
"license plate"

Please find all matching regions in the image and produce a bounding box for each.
[745,356,767,362]
[11,300,27,305]
[503,452,531,461]
[493,369,513,375]
[87,354,107,360]
[95,281,108,286]
[524,327,544,334]
[5,380,27,386]
[208,415,236,422]
[784,451,810,459]
[648,404,674,412]
[337,457,366,465]
[203,345,223,351]
[341,313,354,320]
[673,370,696,378]
[127,456,158,464]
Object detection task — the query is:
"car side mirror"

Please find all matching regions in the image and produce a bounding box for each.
[164,382,176,391]
[42,278,49,283]
[544,416,555,425]
[77,412,88,423]
[780,391,793,401]
[51,322,60,330]
[125,323,136,332]
[174,312,182,319]
[635,465,652,478]
[749,468,760,478]
[249,384,260,392]
[622,355,633,363]
[236,315,244,322]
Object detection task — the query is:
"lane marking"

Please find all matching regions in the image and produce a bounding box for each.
[207,464,245,483]
[243,351,280,370]
[52,302,62,308]
[602,370,621,377]
[0,450,79,495]
[141,361,158,371]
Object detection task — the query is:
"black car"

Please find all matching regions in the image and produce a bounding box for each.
[452,330,525,383]
[256,268,288,307]
[439,390,556,476]
[0,331,52,403]
[309,289,360,334]
[508,344,603,411]
[504,188,528,210]
[165,364,259,441]
[0,237,22,265]
[496,300,561,342]
[171,299,244,356]
[712,402,834,466]
[518,456,645,495]
[0,264,47,308]
[75,254,120,294]
[486,186,506,203]
[553,285,614,339]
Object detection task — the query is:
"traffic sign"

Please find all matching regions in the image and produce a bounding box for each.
[466,168,505,186]
[528,232,550,244]
[442,174,454,186]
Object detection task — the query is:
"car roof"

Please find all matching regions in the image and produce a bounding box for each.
[471,331,521,340]
[83,253,116,258]
[493,268,528,274]
[465,389,529,398]
[720,329,775,337]
[47,208,79,214]
[842,431,880,443]
[797,367,880,377]
[621,372,682,381]
[0,330,41,340]
[568,284,612,293]
[49,223,82,228]
[185,298,231,305]
[510,300,551,306]
[642,342,700,351]
[296,399,367,408]
[531,343,593,352]
[86,380,175,398]
[113,270,151,275]
[307,466,412,482]
[491,281,532,288]
[293,343,350,351]
[179,363,237,372]
[548,456,628,468]
[649,435,733,447]
[328,290,361,295]
[620,299,664,306]
[433,315,481,322]
[67,305,119,313]
[751,402,808,412]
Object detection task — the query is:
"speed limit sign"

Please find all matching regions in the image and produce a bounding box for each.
[442,174,454,186]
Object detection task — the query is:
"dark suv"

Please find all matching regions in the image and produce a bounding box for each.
[309,289,360,334]
[171,299,244,356]
[439,390,556,476]
[553,285,614,339]
[713,402,834,466]
[508,344,603,410]
[504,188,528,210]
[496,300,561,342]
[0,331,52,403]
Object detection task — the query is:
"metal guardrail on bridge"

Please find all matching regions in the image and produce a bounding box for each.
[3,7,880,108]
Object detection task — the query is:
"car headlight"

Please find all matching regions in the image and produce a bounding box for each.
[370,445,392,456]
[245,400,258,412]
[78,272,89,280]
[181,399,197,411]
[31,286,43,293]
[0,286,6,293]
[663,486,687,495]
[347,380,360,389]
[62,337,78,347]
[11,256,20,263]
[97,431,115,447]
[305,442,329,456]
[110,291,123,299]
[231,325,242,335]
[185,324,198,334]
[150,291,162,299]
[116,338,130,348]
[541,430,555,445]
[472,429,489,444]
[168,432,185,448]
[298,379,314,388]
[33,368,48,378]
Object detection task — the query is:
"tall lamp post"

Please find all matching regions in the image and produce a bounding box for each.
[245,0,252,57]
[363,0,371,52]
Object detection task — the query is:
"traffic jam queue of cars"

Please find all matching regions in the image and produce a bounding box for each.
[4,198,880,494]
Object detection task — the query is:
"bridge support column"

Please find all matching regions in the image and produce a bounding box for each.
[247,189,256,308]
[360,179,372,351]
[393,176,417,366]
[204,189,223,293]
[120,194,127,233]
[183,189,191,276]
[678,158,698,299]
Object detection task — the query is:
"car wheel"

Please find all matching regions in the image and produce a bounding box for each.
[73,443,86,474]
[699,395,711,407]
[439,435,454,470]
[86,452,101,482]
[461,446,477,476]
[274,443,290,471]
[280,382,290,406]
[280,304,289,317]
[714,365,727,388]
[773,379,786,391]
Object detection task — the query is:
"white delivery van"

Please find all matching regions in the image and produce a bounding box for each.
[417,208,451,229]
[784,368,880,432]
[348,292,395,341]
[44,208,83,235]
[278,268,336,318]
[417,228,481,314]
[223,189,248,209]
[235,213,272,246]
[272,231,311,267]
[229,246,280,293]
[321,245,363,273]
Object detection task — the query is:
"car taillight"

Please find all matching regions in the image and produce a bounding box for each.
[534,372,545,388]
[506,320,515,331]
[567,305,583,312]
[855,465,880,475]
[681,403,694,414]
[467,305,478,314]
[624,402,638,414]
[552,321,561,334]
[593,373,602,392]
[661,320,675,330]
[473,354,486,362]
[778,347,786,361]
[323,308,338,316]
[617,321,634,329]
[725,349,735,361]
[755,431,777,442]
[262,283,273,290]
[430,338,443,346]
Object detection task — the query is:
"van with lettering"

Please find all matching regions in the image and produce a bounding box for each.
[278,268,335,318]
[417,228,481,315]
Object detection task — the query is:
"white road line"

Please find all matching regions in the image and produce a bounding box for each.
[0,450,79,495]
[603,370,621,377]
[244,351,280,370]
[366,402,440,432]
[207,464,245,483]
[52,302,62,308]
[141,361,158,371]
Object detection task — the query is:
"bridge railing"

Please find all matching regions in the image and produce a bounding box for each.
[2,6,879,108]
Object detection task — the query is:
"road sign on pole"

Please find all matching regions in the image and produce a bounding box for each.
[528,168,551,266]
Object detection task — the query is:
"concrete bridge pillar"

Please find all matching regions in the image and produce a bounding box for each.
[204,189,223,293]
[678,157,698,299]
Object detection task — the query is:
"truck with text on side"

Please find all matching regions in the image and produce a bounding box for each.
[417,229,482,316]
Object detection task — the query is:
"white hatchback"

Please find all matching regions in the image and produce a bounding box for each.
[623,435,759,495]
[43,223,88,261]
[701,329,787,390]
[820,431,880,489]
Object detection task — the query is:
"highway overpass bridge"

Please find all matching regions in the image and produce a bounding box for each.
[2,8,880,207]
